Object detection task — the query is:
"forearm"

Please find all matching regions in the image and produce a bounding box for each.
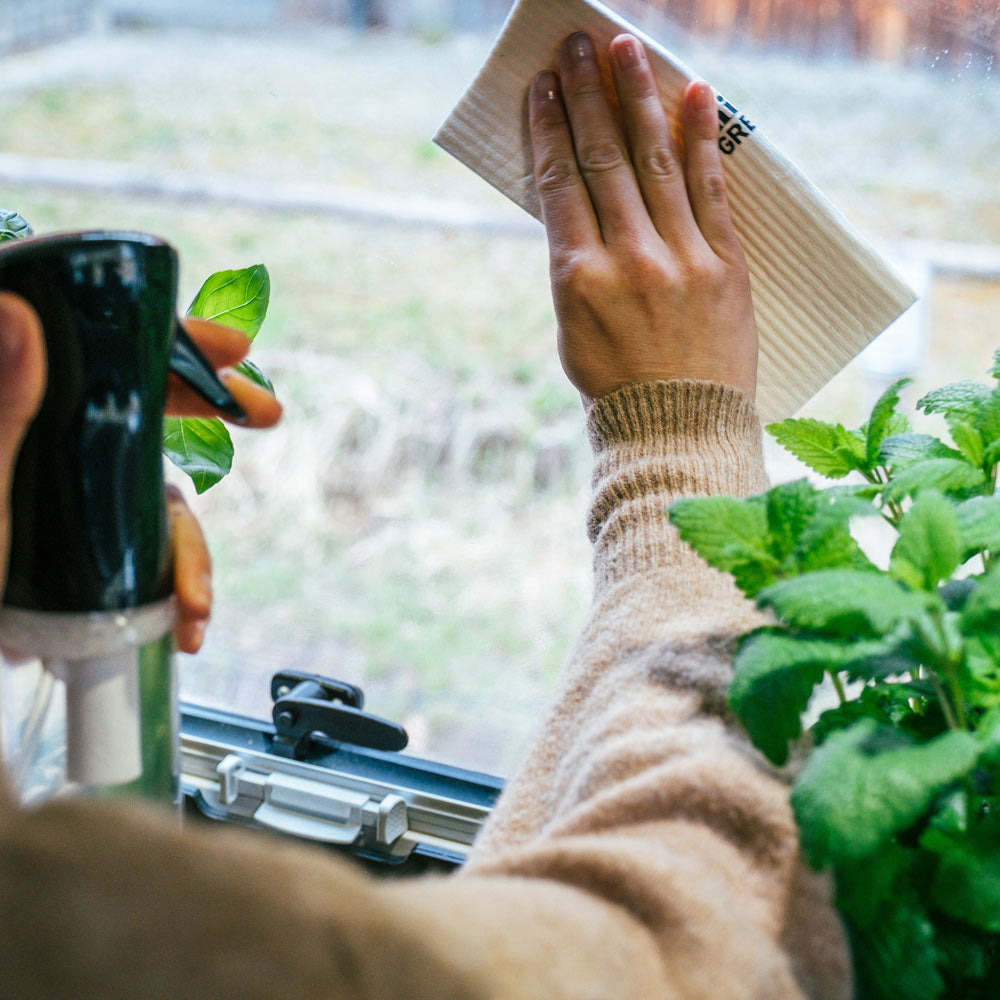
[461,379,850,999]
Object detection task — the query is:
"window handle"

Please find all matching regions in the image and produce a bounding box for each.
[270,670,409,759]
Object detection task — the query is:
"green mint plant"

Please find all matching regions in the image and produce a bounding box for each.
[669,359,1000,998]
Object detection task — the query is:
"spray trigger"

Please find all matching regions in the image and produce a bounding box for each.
[168,320,247,423]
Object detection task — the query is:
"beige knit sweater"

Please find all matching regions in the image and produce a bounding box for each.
[0,379,851,1000]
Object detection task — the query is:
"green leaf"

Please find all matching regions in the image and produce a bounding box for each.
[235,358,275,395]
[792,494,879,575]
[880,457,986,503]
[669,495,778,597]
[845,899,944,1000]
[951,422,987,467]
[0,208,32,241]
[836,847,945,1000]
[879,433,965,468]
[991,348,1000,382]
[919,381,993,420]
[889,491,962,591]
[864,378,912,468]
[919,382,1000,463]
[791,718,980,867]
[922,826,1000,933]
[766,418,868,479]
[955,496,1000,559]
[728,630,823,766]
[162,416,234,494]
[765,479,817,561]
[731,630,898,764]
[757,569,929,638]
[187,264,270,340]
[961,563,1000,633]
[964,634,1000,710]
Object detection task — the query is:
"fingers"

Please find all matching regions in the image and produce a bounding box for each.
[166,484,212,655]
[681,80,743,260]
[607,34,700,250]
[0,294,46,597]
[531,33,742,263]
[166,317,283,428]
[555,32,652,244]
[180,317,251,369]
[166,369,283,427]
[529,69,601,257]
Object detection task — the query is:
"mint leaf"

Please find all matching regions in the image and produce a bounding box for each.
[729,630,824,765]
[765,479,817,561]
[845,899,944,1000]
[757,569,928,638]
[791,719,980,867]
[793,495,878,575]
[864,378,912,467]
[949,422,986,468]
[162,416,234,494]
[889,491,962,591]
[880,458,986,503]
[187,264,270,340]
[669,495,778,597]
[731,630,894,765]
[955,496,1000,559]
[879,433,965,468]
[923,826,1000,933]
[766,418,867,479]
[919,381,993,420]
[964,633,1000,710]
[836,847,945,1000]
[0,208,32,241]
[961,563,1000,633]
[919,382,1000,462]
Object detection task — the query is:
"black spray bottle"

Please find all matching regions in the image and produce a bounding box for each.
[0,231,244,800]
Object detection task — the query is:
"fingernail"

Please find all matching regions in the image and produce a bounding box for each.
[566,31,594,64]
[691,81,715,113]
[533,70,559,102]
[614,35,642,71]
[190,621,206,652]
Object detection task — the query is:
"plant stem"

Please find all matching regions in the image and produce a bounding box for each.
[828,670,848,705]
[928,672,961,731]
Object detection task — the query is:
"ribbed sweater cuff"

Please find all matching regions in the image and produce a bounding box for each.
[587,379,761,459]
[584,380,767,580]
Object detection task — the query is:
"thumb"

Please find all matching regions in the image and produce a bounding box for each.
[0,292,46,598]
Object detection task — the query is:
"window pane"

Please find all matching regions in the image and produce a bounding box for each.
[1,1,996,775]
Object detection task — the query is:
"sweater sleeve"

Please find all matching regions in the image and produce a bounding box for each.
[0,380,851,1000]
[433,379,853,999]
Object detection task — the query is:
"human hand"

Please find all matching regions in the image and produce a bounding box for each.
[164,315,282,652]
[530,32,758,407]
[0,295,281,654]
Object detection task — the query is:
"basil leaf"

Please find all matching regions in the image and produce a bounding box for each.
[235,357,274,395]
[187,264,270,340]
[162,416,233,495]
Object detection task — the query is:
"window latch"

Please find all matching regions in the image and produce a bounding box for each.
[270,670,408,759]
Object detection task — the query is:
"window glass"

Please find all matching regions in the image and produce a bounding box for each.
[0,1,996,775]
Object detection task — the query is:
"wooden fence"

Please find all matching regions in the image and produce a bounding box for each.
[615,1,997,66]
[361,1,998,68]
